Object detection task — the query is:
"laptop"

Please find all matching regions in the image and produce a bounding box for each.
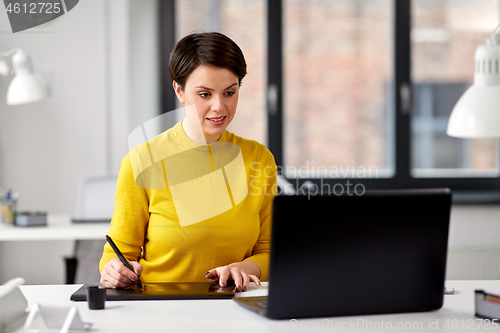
[233,188,451,319]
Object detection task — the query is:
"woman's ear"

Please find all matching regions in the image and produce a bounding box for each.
[173,81,185,104]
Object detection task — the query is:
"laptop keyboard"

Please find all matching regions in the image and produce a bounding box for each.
[254,300,268,310]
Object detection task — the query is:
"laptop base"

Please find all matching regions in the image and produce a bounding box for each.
[233,296,268,316]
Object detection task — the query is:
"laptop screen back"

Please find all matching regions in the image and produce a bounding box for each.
[267,189,451,319]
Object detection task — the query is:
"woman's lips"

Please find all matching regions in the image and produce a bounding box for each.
[206,115,227,126]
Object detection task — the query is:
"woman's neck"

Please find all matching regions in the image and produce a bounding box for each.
[181,118,220,144]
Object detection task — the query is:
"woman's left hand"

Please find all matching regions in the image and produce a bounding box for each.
[205,261,261,292]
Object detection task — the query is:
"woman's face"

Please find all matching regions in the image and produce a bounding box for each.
[174,64,239,143]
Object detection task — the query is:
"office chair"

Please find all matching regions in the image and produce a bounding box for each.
[66,176,117,284]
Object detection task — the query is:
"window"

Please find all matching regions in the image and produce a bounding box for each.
[283,0,393,179]
[161,0,500,200]
[411,0,499,178]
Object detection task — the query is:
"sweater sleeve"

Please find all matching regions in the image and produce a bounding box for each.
[99,154,150,273]
[244,150,277,281]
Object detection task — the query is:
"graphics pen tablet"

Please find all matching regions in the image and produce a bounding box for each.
[70,281,235,301]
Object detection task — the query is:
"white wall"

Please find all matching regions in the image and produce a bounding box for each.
[447,204,500,280]
[0,0,160,284]
[0,1,108,213]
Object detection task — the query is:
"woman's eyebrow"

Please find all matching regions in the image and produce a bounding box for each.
[224,83,238,90]
[193,83,238,90]
[194,85,213,90]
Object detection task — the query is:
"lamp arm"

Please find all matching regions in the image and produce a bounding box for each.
[0,48,21,57]
[486,23,500,45]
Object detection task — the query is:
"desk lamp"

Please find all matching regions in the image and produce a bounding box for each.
[447,24,500,138]
[0,48,49,105]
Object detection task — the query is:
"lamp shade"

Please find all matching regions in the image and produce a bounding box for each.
[7,73,48,105]
[6,50,49,105]
[447,85,500,138]
[447,43,500,138]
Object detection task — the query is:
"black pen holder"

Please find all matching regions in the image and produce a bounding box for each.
[87,286,106,310]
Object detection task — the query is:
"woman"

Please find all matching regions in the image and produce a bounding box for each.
[99,32,277,292]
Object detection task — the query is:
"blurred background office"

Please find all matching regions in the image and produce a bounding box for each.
[1,0,500,284]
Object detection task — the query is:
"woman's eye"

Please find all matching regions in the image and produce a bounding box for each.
[199,92,210,98]
[225,91,235,97]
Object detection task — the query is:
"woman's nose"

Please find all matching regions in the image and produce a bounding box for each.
[211,95,225,111]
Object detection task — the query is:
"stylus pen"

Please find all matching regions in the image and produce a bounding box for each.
[105,235,143,290]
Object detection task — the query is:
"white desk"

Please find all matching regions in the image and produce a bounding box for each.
[6,281,500,332]
[0,215,109,241]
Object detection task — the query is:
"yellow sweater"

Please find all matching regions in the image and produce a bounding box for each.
[99,121,277,282]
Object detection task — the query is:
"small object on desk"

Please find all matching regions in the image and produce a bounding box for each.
[15,210,47,227]
[0,203,13,224]
[0,277,28,330]
[444,287,455,295]
[0,189,20,225]
[86,286,106,310]
[105,235,143,290]
[24,303,92,331]
[475,290,500,319]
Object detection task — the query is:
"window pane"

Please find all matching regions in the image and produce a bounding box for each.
[175,0,266,145]
[411,0,500,178]
[283,0,394,179]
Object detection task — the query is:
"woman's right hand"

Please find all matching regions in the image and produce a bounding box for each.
[100,257,143,288]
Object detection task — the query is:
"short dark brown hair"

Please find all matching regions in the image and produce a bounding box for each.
[169,32,247,89]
